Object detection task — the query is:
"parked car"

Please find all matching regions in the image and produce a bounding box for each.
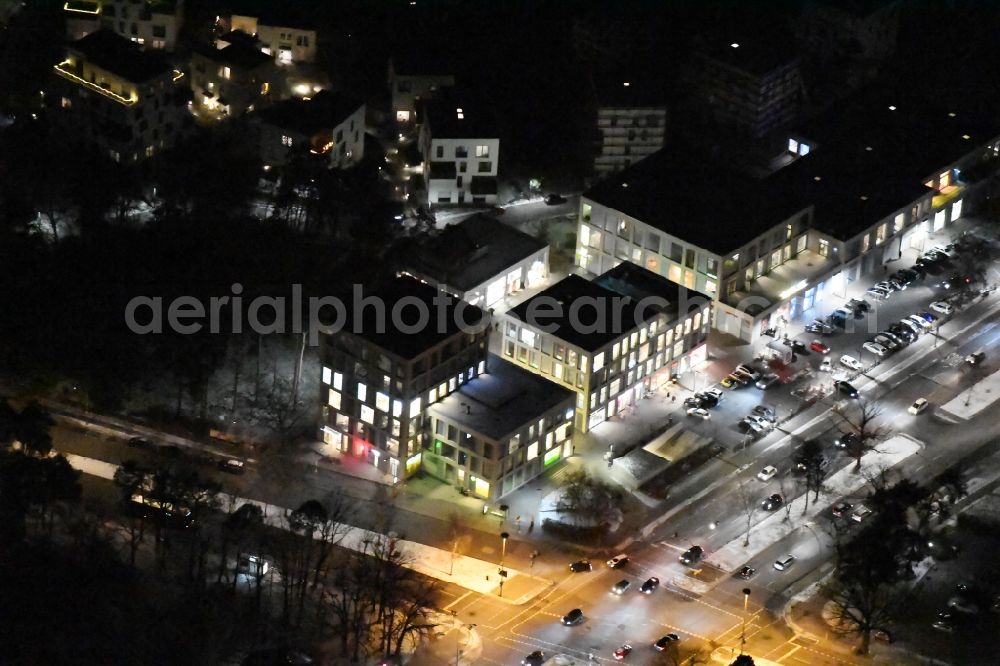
[687,407,711,420]
[919,311,939,324]
[874,334,900,351]
[569,560,592,573]
[898,319,922,337]
[835,381,859,398]
[219,459,246,474]
[736,364,761,380]
[522,651,546,666]
[611,579,631,595]
[848,298,872,313]
[752,405,776,421]
[757,465,778,482]
[862,341,889,357]
[739,418,765,435]
[544,193,567,205]
[852,505,873,522]
[761,493,784,511]
[879,330,906,347]
[908,398,929,415]
[930,301,954,315]
[773,555,796,571]
[607,554,629,568]
[653,635,680,651]
[679,545,703,565]
[612,644,632,661]
[836,432,860,449]
[906,314,932,331]
[562,608,584,625]
[805,320,835,334]
[737,566,756,580]
[698,392,721,408]
[639,577,659,594]
[720,374,740,389]
[756,374,780,389]
[819,357,833,372]
[840,355,863,371]
[831,501,853,518]
[887,323,917,343]
[966,351,986,365]
[809,340,830,354]
[866,286,891,300]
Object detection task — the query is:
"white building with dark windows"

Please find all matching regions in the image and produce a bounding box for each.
[257,90,365,169]
[400,214,549,310]
[51,30,189,163]
[226,12,317,65]
[502,263,712,432]
[418,93,499,206]
[594,79,667,177]
[64,0,185,51]
[388,52,455,125]
[189,41,284,119]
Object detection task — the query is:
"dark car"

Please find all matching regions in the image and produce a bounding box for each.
[569,560,592,573]
[836,432,860,450]
[679,545,703,565]
[127,436,152,449]
[653,634,680,651]
[879,330,906,347]
[611,579,631,595]
[888,324,917,343]
[761,493,784,511]
[639,577,660,594]
[737,566,756,580]
[544,193,567,206]
[831,501,853,518]
[697,392,720,408]
[835,381,859,398]
[522,651,545,666]
[684,396,703,408]
[562,608,584,625]
[218,459,246,474]
[756,374,780,390]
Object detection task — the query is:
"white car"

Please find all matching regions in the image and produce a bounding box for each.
[773,555,796,571]
[852,506,873,523]
[687,407,711,420]
[819,357,833,372]
[930,301,954,315]
[757,465,778,482]
[908,398,929,415]
[862,341,889,357]
[906,315,932,331]
[840,355,863,371]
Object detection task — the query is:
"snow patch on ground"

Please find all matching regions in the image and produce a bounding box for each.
[938,366,1000,420]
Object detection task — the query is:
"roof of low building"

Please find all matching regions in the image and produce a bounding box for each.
[344,276,485,360]
[193,41,272,70]
[69,29,172,82]
[508,263,708,352]
[257,90,363,136]
[429,354,574,442]
[422,90,496,139]
[595,77,667,109]
[406,214,546,292]
[695,28,800,77]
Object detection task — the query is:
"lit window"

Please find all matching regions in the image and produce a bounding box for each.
[409,398,421,418]
[593,352,604,371]
[281,135,293,147]
[526,442,538,461]
[261,82,269,95]
[520,328,536,347]
[333,372,343,390]
[322,366,332,384]
[429,387,438,403]
[818,239,830,257]
[145,145,155,158]
[376,392,390,412]
[893,213,904,233]
[360,405,375,424]
[478,360,485,374]
[788,138,799,153]
[705,279,717,293]
[694,312,701,329]
[222,66,231,79]
[475,144,489,157]
[392,400,402,417]
[327,389,341,410]
[862,234,871,253]
[357,383,367,401]
[875,223,886,246]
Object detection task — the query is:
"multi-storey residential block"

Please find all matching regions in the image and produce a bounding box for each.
[256,90,366,169]
[418,93,499,206]
[691,34,803,140]
[52,30,189,163]
[796,0,900,65]
[64,0,185,51]
[576,87,1000,343]
[594,79,667,177]
[189,41,283,118]
[320,277,489,477]
[387,52,455,125]
[226,12,316,65]
[400,214,549,309]
[427,354,575,500]
[503,263,712,432]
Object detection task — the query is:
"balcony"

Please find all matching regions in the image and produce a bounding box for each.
[54,60,138,106]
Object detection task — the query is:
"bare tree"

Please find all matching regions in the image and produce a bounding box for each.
[834,399,891,472]
[447,511,464,576]
[736,481,757,547]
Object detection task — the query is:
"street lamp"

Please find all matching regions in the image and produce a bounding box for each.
[740,588,751,655]
[498,531,509,598]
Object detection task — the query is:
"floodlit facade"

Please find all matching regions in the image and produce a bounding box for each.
[227,14,316,65]
[594,80,667,177]
[319,278,490,478]
[64,0,185,51]
[426,354,575,500]
[189,43,284,118]
[257,90,366,169]
[419,95,499,206]
[52,30,189,163]
[503,264,712,432]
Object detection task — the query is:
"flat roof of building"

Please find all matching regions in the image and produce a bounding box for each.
[508,263,709,352]
[428,354,574,441]
[193,41,271,70]
[344,276,485,360]
[257,89,363,135]
[422,90,496,139]
[583,149,806,255]
[695,28,799,77]
[69,30,172,82]
[595,77,667,109]
[407,214,546,292]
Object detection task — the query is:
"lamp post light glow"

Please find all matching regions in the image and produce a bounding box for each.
[498,531,509,598]
[740,588,751,655]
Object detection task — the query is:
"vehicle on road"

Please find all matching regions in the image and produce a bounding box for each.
[653,635,679,651]
[687,407,711,420]
[805,320,835,334]
[612,644,632,661]
[908,398,929,415]
[761,493,784,511]
[835,380,859,398]
[562,608,584,625]
[611,579,631,595]
[836,432,859,449]
[852,505,873,522]
[737,566,756,580]
[773,555,796,571]
[831,501,853,518]
[840,355,863,371]
[639,577,659,594]
[569,560,592,573]
[752,405,776,421]
[544,193,567,206]
[219,459,246,474]
[746,415,772,430]
[679,545,704,565]
[930,301,954,315]
[522,651,545,666]
[948,596,980,615]
[757,465,778,481]
[966,350,985,365]
[810,340,830,354]
[862,341,889,357]
[607,554,629,568]
[756,374,780,389]
[127,437,152,449]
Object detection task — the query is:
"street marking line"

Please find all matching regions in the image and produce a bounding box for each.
[776,645,801,662]
[443,590,472,610]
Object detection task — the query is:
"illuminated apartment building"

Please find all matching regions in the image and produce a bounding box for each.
[52,30,189,163]
[256,90,366,169]
[64,0,185,51]
[223,12,317,65]
[189,41,284,118]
